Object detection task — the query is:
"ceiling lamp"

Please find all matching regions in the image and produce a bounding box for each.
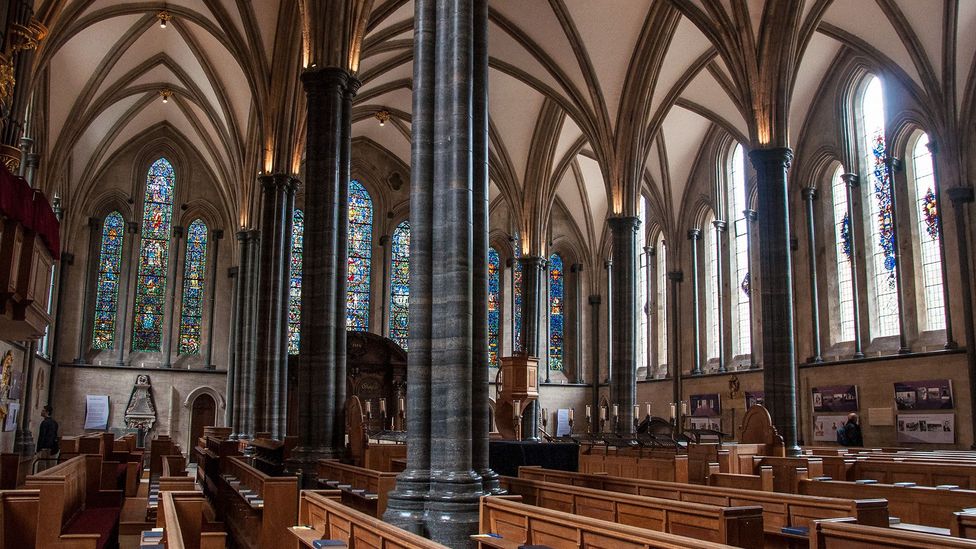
[374,109,390,127]
[160,89,173,103]
[157,11,171,29]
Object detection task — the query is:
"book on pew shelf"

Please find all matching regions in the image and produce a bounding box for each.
[938,485,960,490]
[893,482,916,487]
[472,534,503,539]
[811,476,832,481]
[312,540,346,547]
[781,526,809,536]
[143,529,164,538]
[855,479,878,484]
[519,545,556,549]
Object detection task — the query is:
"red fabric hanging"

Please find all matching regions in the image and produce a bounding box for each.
[0,164,61,259]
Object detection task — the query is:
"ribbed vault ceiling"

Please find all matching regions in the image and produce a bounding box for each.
[32,0,976,263]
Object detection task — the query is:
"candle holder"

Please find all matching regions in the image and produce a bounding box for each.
[397,410,405,431]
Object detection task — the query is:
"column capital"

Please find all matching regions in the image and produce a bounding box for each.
[212,229,225,240]
[378,234,390,246]
[687,228,701,240]
[570,263,583,273]
[667,270,683,282]
[87,216,101,229]
[607,215,641,233]
[518,255,546,269]
[247,229,260,241]
[926,139,939,155]
[61,252,75,264]
[236,229,248,242]
[172,225,184,238]
[946,186,975,205]
[748,147,794,170]
[300,66,350,94]
[287,176,303,194]
[744,209,757,222]
[604,259,612,269]
[126,221,139,234]
[712,219,727,232]
[346,75,362,96]
[801,187,817,201]
[840,173,859,188]
[588,295,601,305]
[644,246,655,257]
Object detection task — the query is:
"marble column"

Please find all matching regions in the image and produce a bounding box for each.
[74,218,101,364]
[518,254,545,441]
[255,174,293,439]
[240,230,261,438]
[841,174,866,359]
[225,265,239,430]
[163,226,184,367]
[572,263,583,383]
[945,187,976,448]
[605,260,612,384]
[422,1,486,543]
[384,0,435,532]
[471,0,500,496]
[745,209,760,369]
[588,295,601,433]
[116,221,140,367]
[713,220,728,372]
[667,271,683,433]
[204,230,223,369]
[230,232,249,437]
[802,188,823,363]
[47,252,73,404]
[885,157,911,354]
[688,229,703,375]
[609,216,639,431]
[645,246,655,381]
[294,67,347,470]
[750,148,799,455]
[926,141,957,348]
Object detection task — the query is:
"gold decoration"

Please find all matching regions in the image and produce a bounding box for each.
[157,11,172,28]
[10,18,47,52]
[374,109,390,127]
[0,55,14,108]
[0,351,12,427]
[159,88,173,103]
[728,374,741,400]
[0,144,20,173]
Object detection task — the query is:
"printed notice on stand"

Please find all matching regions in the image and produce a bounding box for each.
[84,395,110,430]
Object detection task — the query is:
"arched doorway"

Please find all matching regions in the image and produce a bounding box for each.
[188,394,216,462]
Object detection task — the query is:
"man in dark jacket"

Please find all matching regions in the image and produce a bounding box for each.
[36,405,59,471]
[836,412,863,447]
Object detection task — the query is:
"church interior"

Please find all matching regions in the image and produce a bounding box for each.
[1,0,976,547]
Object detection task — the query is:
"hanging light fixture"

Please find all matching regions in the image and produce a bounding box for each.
[157,10,171,29]
[374,109,391,127]
[160,89,173,103]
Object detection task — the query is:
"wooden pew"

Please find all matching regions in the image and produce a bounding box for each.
[743,456,824,493]
[800,477,976,530]
[23,454,123,549]
[499,475,764,548]
[315,458,398,517]
[688,443,769,483]
[579,447,690,483]
[952,511,976,539]
[157,490,226,549]
[213,455,297,549]
[150,435,184,479]
[0,489,40,548]
[811,518,976,548]
[0,453,18,489]
[289,489,446,548]
[476,494,736,548]
[706,465,775,492]
[519,466,889,546]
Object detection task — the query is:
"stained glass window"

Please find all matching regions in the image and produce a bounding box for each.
[178,219,208,355]
[861,76,899,337]
[703,212,719,360]
[548,253,564,371]
[288,209,304,355]
[656,234,668,370]
[513,241,523,352]
[389,220,410,349]
[92,211,126,350]
[489,247,501,366]
[832,167,856,342]
[132,158,175,352]
[729,143,751,356]
[911,133,946,331]
[347,179,372,330]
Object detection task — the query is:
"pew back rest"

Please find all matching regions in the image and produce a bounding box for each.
[25,454,93,527]
[0,489,40,548]
[812,518,976,548]
[479,495,735,548]
[298,490,444,548]
[159,491,226,549]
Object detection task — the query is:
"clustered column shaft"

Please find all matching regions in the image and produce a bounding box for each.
[518,254,545,441]
[609,216,639,431]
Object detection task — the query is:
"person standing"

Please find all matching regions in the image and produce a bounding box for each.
[36,405,59,471]
[836,412,863,447]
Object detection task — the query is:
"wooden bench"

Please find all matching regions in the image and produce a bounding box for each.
[745,456,824,493]
[212,455,297,549]
[0,489,40,547]
[579,447,690,483]
[289,489,446,548]
[157,490,226,549]
[688,443,770,483]
[518,466,889,545]
[800,477,976,530]
[706,465,775,492]
[811,518,976,548]
[499,475,764,548]
[315,458,398,517]
[22,454,123,549]
[953,511,976,539]
[475,494,736,548]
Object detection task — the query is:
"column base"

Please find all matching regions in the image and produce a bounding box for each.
[13,429,34,457]
[383,468,431,535]
[853,352,865,359]
[478,467,504,495]
[945,340,959,350]
[424,469,483,548]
